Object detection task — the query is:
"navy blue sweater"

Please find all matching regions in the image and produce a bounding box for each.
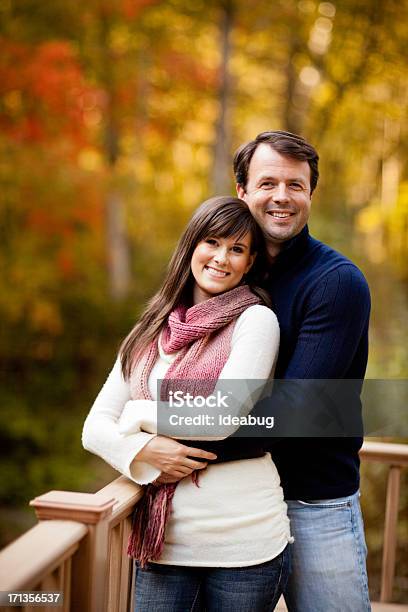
[266,226,371,500]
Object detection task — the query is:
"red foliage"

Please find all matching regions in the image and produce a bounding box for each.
[26,209,74,238]
[57,249,75,279]
[161,51,218,89]
[0,38,95,146]
[24,163,105,280]
[96,0,159,20]
[121,0,160,20]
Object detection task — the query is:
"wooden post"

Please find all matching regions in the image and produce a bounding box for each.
[30,491,115,612]
[380,466,401,602]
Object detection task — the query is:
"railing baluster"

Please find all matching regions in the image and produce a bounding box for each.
[380,465,401,603]
[109,518,134,612]
[108,522,123,610]
[118,515,134,612]
[62,557,72,612]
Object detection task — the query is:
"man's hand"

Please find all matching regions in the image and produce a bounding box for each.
[134,436,217,479]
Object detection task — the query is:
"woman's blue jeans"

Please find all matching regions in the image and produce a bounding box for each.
[134,545,291,611]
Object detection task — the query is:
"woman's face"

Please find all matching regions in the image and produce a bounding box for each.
[191,232,255,304]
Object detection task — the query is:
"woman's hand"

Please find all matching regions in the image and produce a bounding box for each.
[134,436,217,479]
[154,472,185,485]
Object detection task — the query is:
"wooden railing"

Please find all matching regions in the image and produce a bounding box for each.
[0,441,406,611]
[0,478,142,611]
[360,441,408,605]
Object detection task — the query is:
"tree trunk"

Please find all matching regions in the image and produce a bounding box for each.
[105,190,131,300]
[282,33,304,135]
[99,5,131,300]
[212,0,234,195]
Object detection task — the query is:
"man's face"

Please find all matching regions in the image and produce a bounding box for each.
[237,144,312,257]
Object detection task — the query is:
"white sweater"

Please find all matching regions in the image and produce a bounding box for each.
[82,304,292,566]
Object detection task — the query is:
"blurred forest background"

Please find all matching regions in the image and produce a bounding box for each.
[0,0,407,602]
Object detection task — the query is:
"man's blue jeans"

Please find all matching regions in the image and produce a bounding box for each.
[134,545,291,611]
[284,491,371,612]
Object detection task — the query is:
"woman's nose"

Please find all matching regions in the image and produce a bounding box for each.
[213,247,228,264]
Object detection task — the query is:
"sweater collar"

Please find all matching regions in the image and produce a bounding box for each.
[270,224,310,269]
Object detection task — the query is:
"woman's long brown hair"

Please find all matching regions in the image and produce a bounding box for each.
[120,196,271,379]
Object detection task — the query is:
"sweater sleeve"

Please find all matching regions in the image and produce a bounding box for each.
[284,265,370,379]
[263,265,371,440]
[219,304,280,380]
[82,357,161,485]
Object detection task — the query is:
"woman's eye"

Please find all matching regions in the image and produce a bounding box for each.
[232,246,244,253]
[205,238,217,245]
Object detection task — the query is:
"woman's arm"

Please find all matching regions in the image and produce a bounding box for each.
[82,358,161,484]
[218,304,279,379]
[82,358,216,484]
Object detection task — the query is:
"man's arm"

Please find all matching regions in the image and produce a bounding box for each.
[261,265,371,438]
[285,265,370,379]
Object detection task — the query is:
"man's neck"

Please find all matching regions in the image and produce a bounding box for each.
[266,226,309,263]
[266,242,283,263]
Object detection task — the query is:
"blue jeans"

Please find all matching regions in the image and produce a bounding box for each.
[134,545,291,611]
[284,491,371,612]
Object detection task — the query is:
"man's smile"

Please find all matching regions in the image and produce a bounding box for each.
[266,210,295,219]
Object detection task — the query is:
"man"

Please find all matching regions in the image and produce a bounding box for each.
[234,130,371,612]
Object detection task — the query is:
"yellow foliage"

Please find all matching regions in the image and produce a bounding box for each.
[77,148,103,172]
[356,203,383,233]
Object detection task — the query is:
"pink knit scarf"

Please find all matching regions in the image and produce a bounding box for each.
[127,285,261,567]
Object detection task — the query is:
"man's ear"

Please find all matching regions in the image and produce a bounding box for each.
[236,183,246,200]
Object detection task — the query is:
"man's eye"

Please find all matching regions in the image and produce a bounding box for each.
[261,182,274,189]
[290,183,303,190]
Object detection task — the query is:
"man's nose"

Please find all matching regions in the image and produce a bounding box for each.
[272,183,289,202]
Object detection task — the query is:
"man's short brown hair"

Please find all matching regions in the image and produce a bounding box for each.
[233,130,319,194]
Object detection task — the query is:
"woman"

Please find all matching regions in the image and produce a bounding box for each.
[82,196,292,611]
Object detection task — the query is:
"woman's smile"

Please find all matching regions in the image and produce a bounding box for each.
[204,265,230,278]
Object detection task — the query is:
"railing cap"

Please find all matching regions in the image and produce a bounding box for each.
[30,491,115,524]
[360,441,408,467]
[0,520,87,591]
